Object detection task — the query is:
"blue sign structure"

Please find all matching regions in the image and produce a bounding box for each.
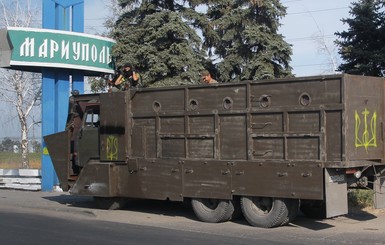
[41,0,85,191]
[0,0,115,191]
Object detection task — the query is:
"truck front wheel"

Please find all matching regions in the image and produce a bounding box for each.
[191,198,235,223]
[240,196,290,228]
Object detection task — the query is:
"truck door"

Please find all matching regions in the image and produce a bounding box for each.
[77,106,100,167]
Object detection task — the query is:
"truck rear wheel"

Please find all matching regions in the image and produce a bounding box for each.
[240,196,290,228]
[93,197,128,210]
[191,198,235,223]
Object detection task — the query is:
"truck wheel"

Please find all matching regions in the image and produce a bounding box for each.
[231,196,243,220]
[240,196,290,228]
[300,200,326,219]
[93,197,128,210]
[280,199,299,225]
[191,198,235,223]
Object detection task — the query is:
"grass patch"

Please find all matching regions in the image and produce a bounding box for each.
[0,152,41,169]
[348,189,374,208]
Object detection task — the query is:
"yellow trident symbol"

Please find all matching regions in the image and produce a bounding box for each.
[355,108,377,151]
[106,136,119,160]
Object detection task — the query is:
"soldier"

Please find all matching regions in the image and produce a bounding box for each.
[201,70,218,84]
[109,63,142,91]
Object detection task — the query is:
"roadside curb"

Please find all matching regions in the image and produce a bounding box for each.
[0,169,41,191]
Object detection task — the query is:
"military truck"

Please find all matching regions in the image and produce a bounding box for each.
[44,74,385,228]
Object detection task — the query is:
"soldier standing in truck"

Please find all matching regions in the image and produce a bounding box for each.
[201,70,218,84]
[109,63,142,91]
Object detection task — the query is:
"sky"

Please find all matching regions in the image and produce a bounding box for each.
[279,0,351,76]
[0,0,354,139]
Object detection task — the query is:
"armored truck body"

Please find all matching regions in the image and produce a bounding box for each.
[45,74,385,227]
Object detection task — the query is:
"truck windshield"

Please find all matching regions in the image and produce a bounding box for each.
[84,110,99,127]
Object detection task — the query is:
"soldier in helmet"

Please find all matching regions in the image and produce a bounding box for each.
[109,63,142,91]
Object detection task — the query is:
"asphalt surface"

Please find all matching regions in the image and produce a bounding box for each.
[0,211,291,245]
[0,189,385,244]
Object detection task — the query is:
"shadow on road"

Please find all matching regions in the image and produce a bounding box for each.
[43,194,197,220]
[42,194,380,230]
[289,215,335,230]
[345,209,378,221]
[43,194,96,208]
[289,209,378,231]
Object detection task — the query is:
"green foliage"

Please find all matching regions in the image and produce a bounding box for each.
[31,140,41,153]
[335,0,385,76]
[0,138,40,153]
[88,76,110,93]
[0,152,41,169]
[204,0,292,82]
[348,189,374,208]
[100,0,292,89]
[112,1,206,87]
[0,138,20,152]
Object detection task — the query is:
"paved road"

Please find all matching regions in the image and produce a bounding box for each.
[0,211,290,245]
[0,189,384,244]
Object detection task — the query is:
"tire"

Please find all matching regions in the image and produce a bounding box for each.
[191,198,235,223]
[240,196,290,228]
[280,199,300,225]
[93,197,128,210]
[230,196,243,221]
[300,200,326,219]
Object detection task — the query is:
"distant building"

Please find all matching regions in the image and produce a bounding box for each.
[13,145,19,153]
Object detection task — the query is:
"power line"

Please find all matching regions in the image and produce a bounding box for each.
[292,62,336,68]
[287,7,350,16]
[285,34,336,42]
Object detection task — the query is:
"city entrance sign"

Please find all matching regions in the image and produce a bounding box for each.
[0,27,115,75]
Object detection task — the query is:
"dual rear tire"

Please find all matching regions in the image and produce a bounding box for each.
[191,198,239,223]
[240,196,298,228]
[191,196,299,228]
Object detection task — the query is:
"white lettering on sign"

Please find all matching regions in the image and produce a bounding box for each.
[62,41,69,60]
[99,46,106,63]
[81,43,89,61]
[72,42,80,61]
[50,40,59,58]
[19,36,112,65]
[38,39,48,58]
[91,44,97,62]
[20,37,34,57]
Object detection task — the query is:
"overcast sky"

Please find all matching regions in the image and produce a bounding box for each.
[0,0,354,139]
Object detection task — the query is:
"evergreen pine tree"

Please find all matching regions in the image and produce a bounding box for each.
[335,0,385,76]
[112,0,206,87]
[110,0,292,86]
[202,0,292,82]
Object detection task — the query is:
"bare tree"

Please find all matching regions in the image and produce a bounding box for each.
[0,0,41,168]
[307,11,340,74]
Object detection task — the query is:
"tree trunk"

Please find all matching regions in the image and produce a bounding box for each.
[0,1,42,170]
[21,117,30,169]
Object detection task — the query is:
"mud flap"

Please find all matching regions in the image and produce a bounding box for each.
[374,174,385,209]
[325,168,348,218]
[44,131,70,191]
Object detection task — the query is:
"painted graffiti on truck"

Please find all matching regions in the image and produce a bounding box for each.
[106,136,119,160]
[355,108,377,151]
